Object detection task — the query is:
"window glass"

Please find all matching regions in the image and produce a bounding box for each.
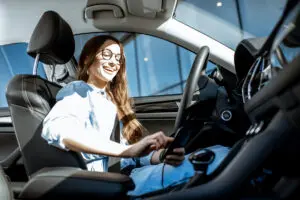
[75,33,217,97]
[0,43,46,107]
[175,0,286,49]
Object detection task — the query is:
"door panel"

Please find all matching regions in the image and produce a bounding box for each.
[0,108,18,165]
[0,108,27,181]
[133,94,181,136]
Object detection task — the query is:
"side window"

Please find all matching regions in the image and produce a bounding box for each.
[0,43,46,107]
[74,33,217,97]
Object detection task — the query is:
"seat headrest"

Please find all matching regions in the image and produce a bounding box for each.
[27,11,75,65]
[234,37,266,82]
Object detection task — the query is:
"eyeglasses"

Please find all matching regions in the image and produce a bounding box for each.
[98,49,122,63]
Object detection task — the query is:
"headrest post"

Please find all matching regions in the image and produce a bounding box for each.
[51,64,56,82]
[32,54,40,75]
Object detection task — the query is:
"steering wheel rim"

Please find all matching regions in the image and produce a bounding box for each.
[173,46,210,131]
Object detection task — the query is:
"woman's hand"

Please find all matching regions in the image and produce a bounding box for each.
[151,148,185,166]
[122,131,174,158]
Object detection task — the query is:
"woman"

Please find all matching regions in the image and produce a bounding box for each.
[42,35,229,196]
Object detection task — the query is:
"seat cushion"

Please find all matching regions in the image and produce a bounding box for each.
[19,167,134,200]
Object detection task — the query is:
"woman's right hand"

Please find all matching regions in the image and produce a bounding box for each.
[122,131,174,157]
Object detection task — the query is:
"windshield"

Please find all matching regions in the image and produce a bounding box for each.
[175,0,286,50]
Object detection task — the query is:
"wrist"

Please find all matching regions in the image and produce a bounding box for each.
[159,149,166,163]
[151,149,165,165]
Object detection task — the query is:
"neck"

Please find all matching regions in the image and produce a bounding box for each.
[87,77,107,89]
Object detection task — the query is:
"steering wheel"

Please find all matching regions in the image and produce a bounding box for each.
[162,46,210,159]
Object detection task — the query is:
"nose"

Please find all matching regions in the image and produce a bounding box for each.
[108,61,117,69]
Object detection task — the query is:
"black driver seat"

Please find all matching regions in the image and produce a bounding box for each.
[5,11,134,199]
[5,10,87,178]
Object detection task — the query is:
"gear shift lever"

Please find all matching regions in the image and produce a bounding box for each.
[189,148,215,173]
[182,148,215,189]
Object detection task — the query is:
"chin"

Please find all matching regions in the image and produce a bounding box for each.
[102,75,116,82]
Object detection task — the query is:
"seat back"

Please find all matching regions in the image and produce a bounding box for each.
[5,11,86,177]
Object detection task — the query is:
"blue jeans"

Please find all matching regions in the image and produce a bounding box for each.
[127,145,230,196]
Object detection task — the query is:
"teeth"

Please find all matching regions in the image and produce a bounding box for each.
[104,68,113,73]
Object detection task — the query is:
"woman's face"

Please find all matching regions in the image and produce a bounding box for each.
[87,43,121,84]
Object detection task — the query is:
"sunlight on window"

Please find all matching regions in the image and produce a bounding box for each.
[175,0,286,49]
[216,2,223,7]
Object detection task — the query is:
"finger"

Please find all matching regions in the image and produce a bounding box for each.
[166,136,174,144]
[152,131,165,138]
[147,139,159,150]
[150,144,157,151]
[173,148,185,155]
[166,155,185,161]
[151,132,165,148]
[155,136,164,149]
[164,159,183,166]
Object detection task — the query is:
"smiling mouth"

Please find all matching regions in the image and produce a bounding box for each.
[103,67,116,74]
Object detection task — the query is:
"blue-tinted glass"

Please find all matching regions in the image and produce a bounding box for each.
[239,0,285,38]
[175,0,285,49]
[74,33,103,61]
[73,33,218,98]
[179,47,196,81]
[136,35,182,96]
[175,0,242,49]
[179,47,216,88]
[0,43,46,107]
[206,62,217,74]
[124,40,139,97]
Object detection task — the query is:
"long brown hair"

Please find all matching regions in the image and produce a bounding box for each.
[77,35,147,144]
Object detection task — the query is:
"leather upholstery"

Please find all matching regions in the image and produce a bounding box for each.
[5,9,133,199]
[27,11,75,65]
[6,75,87,177]
[0,166,12,200]
[5,10,88,177]
[19,167,134,200]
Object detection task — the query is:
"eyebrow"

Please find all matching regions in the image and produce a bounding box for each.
[103,49,121,55]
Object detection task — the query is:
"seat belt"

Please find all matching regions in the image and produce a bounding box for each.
[110,115,120,143]
[108,115,121,172]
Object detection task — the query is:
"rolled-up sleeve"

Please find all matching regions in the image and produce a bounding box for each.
[42,95,85,150]
[42,82,93,151]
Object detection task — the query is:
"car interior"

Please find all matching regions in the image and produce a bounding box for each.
[0,0,300,199]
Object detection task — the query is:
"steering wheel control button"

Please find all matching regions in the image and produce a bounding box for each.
[249,123,258,135]
[246,125,253,135]
[221,110,232,121]
[255,121,264,134]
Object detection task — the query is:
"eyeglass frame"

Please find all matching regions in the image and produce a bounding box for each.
[96,49,123,64]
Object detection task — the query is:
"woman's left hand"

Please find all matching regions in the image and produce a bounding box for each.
[164,148,185,166]
[151,148,185,166]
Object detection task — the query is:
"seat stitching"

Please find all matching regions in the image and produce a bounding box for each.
[9,103,45,122]
[35,77,50,114]
[23,76,33,112]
